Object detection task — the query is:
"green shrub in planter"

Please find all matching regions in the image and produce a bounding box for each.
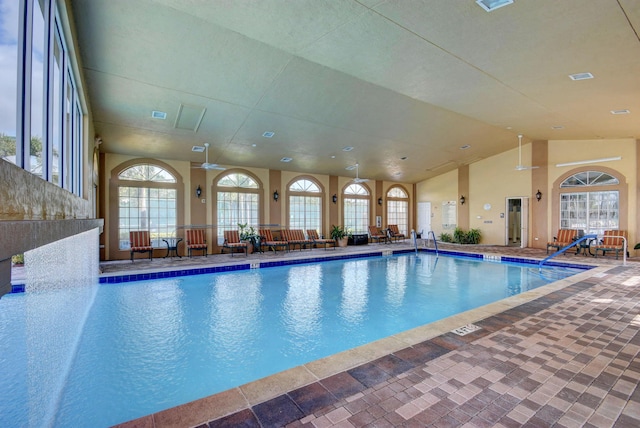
[12,254,24,265]
[439,232,453,243]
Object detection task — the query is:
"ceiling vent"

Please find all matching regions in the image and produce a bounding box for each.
[280,157,293,162]
[476,0,513,12]
[569,72,594,81]
[342,146,354,152]
[262,131,275,138]
[345,165,357,171]
[610,109,630,115]
[192,145,205,153]
[174,104,206,132]
[151,110,167,119]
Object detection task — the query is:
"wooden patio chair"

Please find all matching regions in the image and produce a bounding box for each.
[222,230,247,257]
[593,230,628,259]
[185,229,208,257]
[307,229,335,250]
[259,229,289,253]
[546,229,578,254]
[129,230,153,262]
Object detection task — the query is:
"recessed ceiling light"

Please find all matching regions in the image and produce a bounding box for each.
[342,146,354,152]
[475,0,513,12]
[569,72,594,81]
[252,144,257,147]
[191,145,205,152]
[280,157,292,162]
[331,155,336,159]
[611,109,630,115]
[552,125,565,130]
[460,145,471,150]
[345,165,357,171]
[151,110,167,119]
[263,131,275,138]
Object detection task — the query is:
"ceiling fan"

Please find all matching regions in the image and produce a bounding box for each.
[515,134,539,171]
[350,162,370,183]
[194,143,226,170]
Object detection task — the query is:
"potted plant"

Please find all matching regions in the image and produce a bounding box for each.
[330,225,351,247]
[238,223,260,253]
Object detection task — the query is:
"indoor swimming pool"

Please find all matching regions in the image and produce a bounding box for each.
[0,252,587,427]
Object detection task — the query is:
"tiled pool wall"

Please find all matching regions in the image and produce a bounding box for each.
[10,247,593,293]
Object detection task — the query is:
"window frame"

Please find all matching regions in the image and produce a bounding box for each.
[287,176,325,235]
[343,183,371,235]
[386,185,409,235]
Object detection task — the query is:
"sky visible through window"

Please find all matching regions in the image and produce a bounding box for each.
[0,0,18,137]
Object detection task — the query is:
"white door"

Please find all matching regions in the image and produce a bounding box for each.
[417,202,431,238]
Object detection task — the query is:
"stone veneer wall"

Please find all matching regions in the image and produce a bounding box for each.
[0,160,102,296]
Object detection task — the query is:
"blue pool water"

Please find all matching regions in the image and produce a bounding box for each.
[0,253,585,426]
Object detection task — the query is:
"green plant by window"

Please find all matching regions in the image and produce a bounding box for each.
[439,232,453,243]
[330,225,352,240]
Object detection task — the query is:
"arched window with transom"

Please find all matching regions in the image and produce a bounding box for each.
[215,171,261,244]
[343,183,370,234]
[559,170,620,236]
[386,186,409,235]
[288,177,323,234]
[116,163,179,249]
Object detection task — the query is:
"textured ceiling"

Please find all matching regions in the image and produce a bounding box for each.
[70,0,640,183]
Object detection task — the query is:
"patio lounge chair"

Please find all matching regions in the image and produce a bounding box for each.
[185,229,207,257]
[368,225,388,244]
[259,229,289,253]
[593,230,628,259]
[282,229,312,251]
[129,231,153,262]
[307,229,335,250]
[387,224,406,242]
[222,230,248,257]
[546,229,578,254]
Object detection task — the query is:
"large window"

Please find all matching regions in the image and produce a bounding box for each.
[216,172,260,244]
[117,164,177,249]
[386,186,409,235]
[344,183,369,234]
[289,178,321,234]
[559,171,619,236]
[0,0,19,162]
[1,0,84,196]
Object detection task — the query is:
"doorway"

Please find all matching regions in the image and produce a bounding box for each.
[505,197,529,248]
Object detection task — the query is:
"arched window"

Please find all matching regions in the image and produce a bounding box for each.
[117,164,178,249]
[215,171,261,244]
[344,184,370,234]
[559,171,619,236]
[386,186,409,235]
[288,178,322,233]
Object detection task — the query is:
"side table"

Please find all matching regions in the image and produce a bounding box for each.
[162,237,183,258]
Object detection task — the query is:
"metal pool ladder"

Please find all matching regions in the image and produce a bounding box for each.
[538,234,599,269]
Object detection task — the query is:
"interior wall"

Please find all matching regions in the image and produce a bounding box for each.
[415,170,458,239]
[469,146,531,245]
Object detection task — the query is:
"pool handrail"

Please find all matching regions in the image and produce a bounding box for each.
[538,234,597,269]
[426,230,438,256]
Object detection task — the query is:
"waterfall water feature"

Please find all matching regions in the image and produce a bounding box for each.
[0,228,100,427]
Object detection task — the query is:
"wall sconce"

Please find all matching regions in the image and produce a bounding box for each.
[460,195,465,205]
[195,185,202,198]
[273,190,279,202]
[378,197,383,206]
[332,194,337,204]
[535,189,542,202]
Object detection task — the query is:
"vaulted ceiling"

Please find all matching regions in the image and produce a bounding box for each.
[70,0,640,183]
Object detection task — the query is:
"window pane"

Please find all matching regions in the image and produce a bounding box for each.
[51,29,62,185]
[29,0,45,175]
[0,0,19,163]
[560,191,618,236]
[119,164,176,182]
[344,198,369,234]
[118,185,178,249]
[217,191,259,244]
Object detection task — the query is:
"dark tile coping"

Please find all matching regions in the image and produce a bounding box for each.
[206,277,603,427]
[9,248,593,293]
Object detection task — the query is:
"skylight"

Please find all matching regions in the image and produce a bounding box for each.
[475,0,513,12]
